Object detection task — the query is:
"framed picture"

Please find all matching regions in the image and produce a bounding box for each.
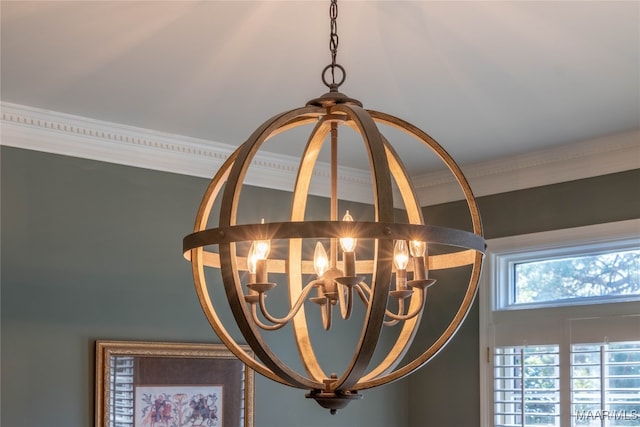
[95,340,254,427]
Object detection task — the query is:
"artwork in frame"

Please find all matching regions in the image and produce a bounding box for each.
[95,341,254,427]
[135,385,223,426]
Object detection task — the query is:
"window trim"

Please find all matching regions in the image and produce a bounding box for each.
[479,219,640,427]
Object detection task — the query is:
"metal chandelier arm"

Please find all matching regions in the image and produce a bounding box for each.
[352,282,424,324]
[249,303,286,331]
[383,289,427,322]
[253,280,324,327]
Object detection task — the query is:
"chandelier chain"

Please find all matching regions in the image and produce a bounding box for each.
[329,0,339,70]
[322,0,345,90]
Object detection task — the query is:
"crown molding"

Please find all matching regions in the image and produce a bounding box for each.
[2,102,638,206]
[0,102,375,204]
[413,129,640,205]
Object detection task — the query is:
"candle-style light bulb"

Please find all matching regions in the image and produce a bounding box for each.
[314,242,329,277]
[394,240,409,290]
[410,240,427,281]
[247,243,257,274]
[254,239,270,260]
[339,210,357,252]
[339,210,356,277]
[246,243,259,294]
[410,240,426,257]
[253,218,271,283]
[394,240,409,270]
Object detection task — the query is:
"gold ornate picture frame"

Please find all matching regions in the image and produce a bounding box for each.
[95,340,254,427]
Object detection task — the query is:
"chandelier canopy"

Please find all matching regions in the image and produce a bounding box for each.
[183,0,485,413]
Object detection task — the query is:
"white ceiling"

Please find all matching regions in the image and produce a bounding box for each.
[1,1,639,176]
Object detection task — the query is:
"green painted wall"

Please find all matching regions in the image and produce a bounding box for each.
[1,147,408,427]
[3,146,638,427]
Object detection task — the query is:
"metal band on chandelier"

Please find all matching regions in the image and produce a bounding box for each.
[183,0,485,414]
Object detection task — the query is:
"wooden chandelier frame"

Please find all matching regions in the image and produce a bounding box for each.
[183,96,485,410]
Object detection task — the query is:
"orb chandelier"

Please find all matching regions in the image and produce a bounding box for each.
[183,0,485,414]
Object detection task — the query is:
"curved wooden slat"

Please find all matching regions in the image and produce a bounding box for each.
[326,103,394,392]
[354,111,484,390]
[288,116,335,383]
[217,105,327,390]
[358,135,425,381]
[188,149,290,386]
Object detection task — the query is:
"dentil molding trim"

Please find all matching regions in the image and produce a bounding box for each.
[2,101,638,206]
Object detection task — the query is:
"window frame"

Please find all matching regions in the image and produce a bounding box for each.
[480,219,640,427]
[495,239,640,311]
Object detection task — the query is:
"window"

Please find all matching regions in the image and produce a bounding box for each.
[480,219,640,427]
[493,235,640,311]
[514,248,640,306]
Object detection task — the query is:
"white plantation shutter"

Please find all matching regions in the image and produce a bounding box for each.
[570,317,640,427]
[571,342,640,426]
[494,345,561,427]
